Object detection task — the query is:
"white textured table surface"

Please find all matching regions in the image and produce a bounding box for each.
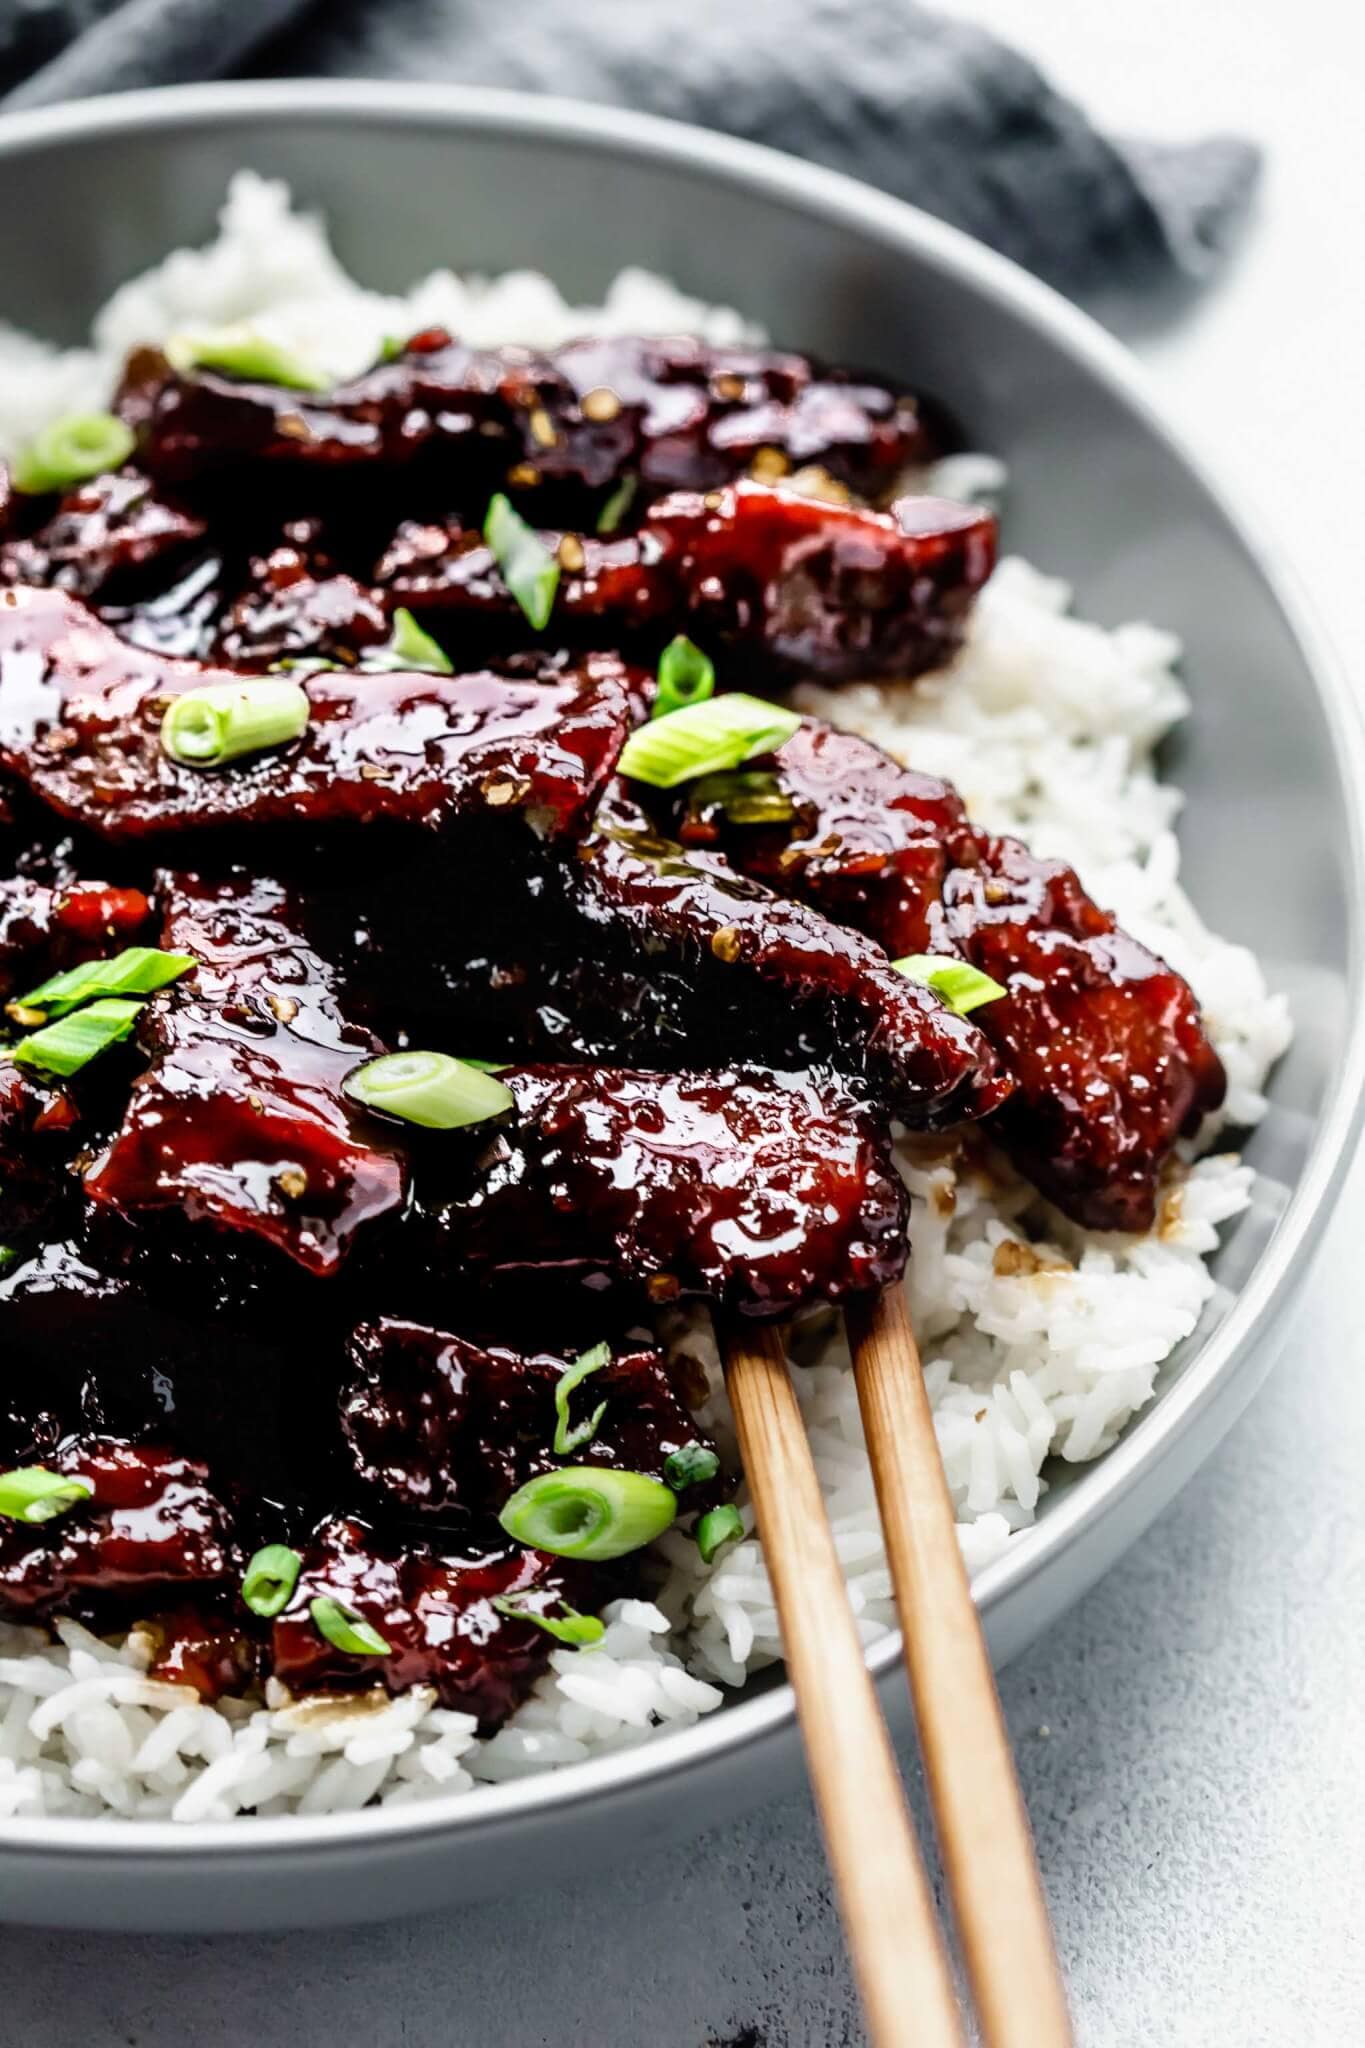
[4,6,1364,2042]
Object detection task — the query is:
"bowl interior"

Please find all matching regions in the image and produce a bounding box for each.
[0,85,1357,1893]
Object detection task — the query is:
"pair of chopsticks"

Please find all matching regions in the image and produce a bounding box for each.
[720,1291,1072,2048]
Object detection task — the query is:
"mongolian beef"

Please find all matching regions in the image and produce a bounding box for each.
[0,301,1227,1746]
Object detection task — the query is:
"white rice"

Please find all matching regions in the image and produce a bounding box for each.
[0,175,1291,1823]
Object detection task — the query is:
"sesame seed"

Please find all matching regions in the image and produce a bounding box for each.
[580,386,622,423]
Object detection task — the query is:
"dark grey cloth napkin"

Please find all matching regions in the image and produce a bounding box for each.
[0,0,1259,298]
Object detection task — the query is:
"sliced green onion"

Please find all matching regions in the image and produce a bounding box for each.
[345,1050,514,1131]
[0,1466,93,1525]
[241,1544,303,1620]
[499,1468,677,1562]
[161,678,310,771]
[484,491,560,630]
[164,324,326,392]
[687,769,796,827]
[0,1247,18,1280]
[309,1595,390,1657]
[11,997,143,1077]
[663,1443,722,1492]
[891,953,1008,1016]
[11,947,195,1026]
[653,635,716,721]
[270,655,341,674]
[11,411,136,495]
[460,1059,510,1073]
[552,1341,612,1457]
[363,606,454,675]
[596,475,638,536]
[618,693,801,790]
[490,1596,606,1647]
[696,1504,744,1565]
[378,333,408,364]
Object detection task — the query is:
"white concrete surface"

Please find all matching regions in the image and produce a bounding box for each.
[3,4,1363,2040]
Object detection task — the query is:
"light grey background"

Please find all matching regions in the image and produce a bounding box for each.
[3,2,1364,2040]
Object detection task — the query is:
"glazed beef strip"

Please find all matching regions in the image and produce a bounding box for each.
[651,714,1227,1231]
[0,470,208,603]
[0,1436,241,1623]
[0,1231,344,1508]
[83,870,409,1277]
[117,329,938,514]
[213,532,389,668]
[340,1321,729,1524]
[0,875,155,1235]
[271,1514,603,1724]
[375,482,995,686]
[507,784,1009,1130]
[0,583,638,847]
[403,1061,909,1321]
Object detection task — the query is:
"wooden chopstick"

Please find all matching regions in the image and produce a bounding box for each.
[846,1286,1073,2048]
[721,1318,965,2048]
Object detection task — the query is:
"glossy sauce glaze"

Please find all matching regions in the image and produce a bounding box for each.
[0,1437,240,1620]
[341,1322,728,1524]
[0,583,640,844]
[272,1515,603,1723]
[554,784,1008,1128]
[0,875,152,989]
[85,870,408,1276]
[408,1062,909,1319]
[118,330,938,514]
[659,714,1226,1230]
[377,482,995,685]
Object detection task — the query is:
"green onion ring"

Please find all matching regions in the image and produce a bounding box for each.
[498,1468,677,1562]
[160,678,311,771]
[11,412,135,495]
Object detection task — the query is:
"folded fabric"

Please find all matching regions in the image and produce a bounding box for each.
[2,0,1259,297]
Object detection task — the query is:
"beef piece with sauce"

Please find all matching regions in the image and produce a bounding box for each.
[0,1436,241,1623]
[402,1062,909,1321]
[340,1320,728,1525]
[0,876,154,1234]
[0,1062,80,1238]
[376,482,995,687]
[212,532,390,669]
[0,470,208,602]
[939,839,1226,1232]
[84,870,409,1277]
[0,583,639,849]
[516,788,1008,1130]
[272,1513,602,1724]
[139,1601,257,1700]
[0,874,152,997]
[655,715,1226,1232]
[0,1232,346,1505]
[302,799,1009,1135]
[118,329,938,517]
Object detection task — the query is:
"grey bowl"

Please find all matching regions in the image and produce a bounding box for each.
[0,79,1359,1933]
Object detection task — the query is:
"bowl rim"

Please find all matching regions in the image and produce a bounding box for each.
[0,74,1361,1863]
